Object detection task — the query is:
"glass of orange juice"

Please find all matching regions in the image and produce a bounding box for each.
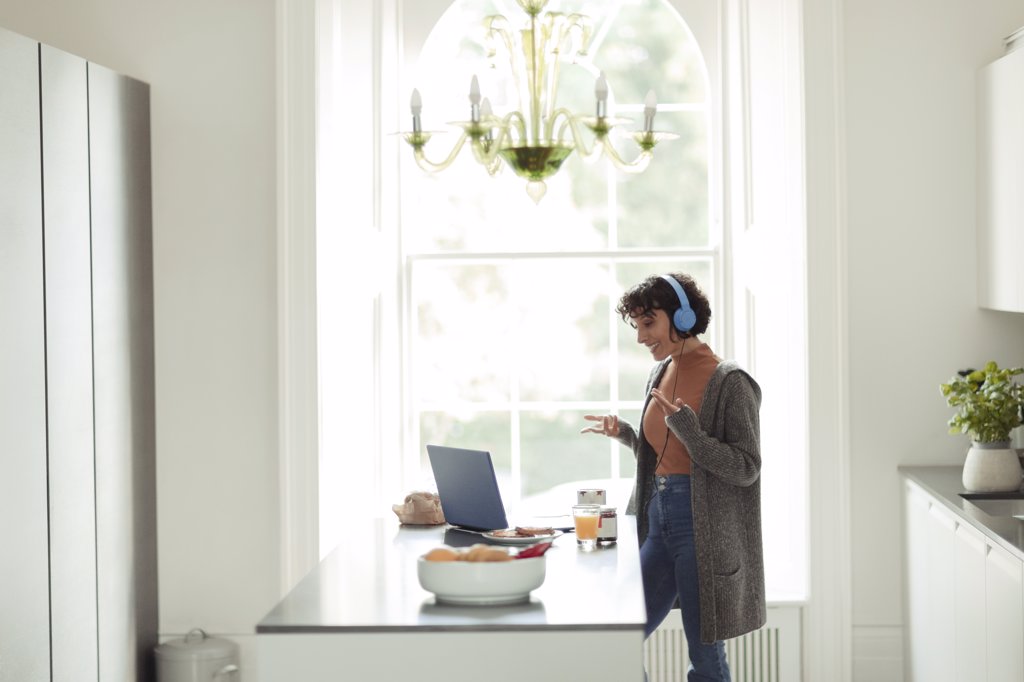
[572,504,601,552]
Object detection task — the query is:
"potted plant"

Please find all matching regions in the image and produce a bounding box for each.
[940,361,1024,492]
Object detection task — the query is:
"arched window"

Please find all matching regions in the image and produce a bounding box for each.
[397,0,721,512]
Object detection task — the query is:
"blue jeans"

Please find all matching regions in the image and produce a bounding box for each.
[641,474,731,682]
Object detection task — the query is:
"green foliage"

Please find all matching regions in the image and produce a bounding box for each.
[940,361,1024,444]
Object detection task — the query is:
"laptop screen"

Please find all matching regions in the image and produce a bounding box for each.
[426,445,509,532]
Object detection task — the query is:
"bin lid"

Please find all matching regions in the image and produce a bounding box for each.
[155,628,239,661]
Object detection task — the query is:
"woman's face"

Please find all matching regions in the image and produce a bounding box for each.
[629,308,683,361]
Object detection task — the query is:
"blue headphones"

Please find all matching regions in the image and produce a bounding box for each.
[660,275,697,333]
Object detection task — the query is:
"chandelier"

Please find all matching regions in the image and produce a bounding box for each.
[400,0,676,203]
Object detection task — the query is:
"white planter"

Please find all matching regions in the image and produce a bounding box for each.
[962,441,1023,492]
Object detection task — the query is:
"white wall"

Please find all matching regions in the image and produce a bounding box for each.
[841,0,1024,679]
[0,0,281,669]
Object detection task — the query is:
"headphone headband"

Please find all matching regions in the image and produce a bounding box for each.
[659,275,697,333]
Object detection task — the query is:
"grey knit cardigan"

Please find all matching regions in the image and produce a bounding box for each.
[616,358,766,644]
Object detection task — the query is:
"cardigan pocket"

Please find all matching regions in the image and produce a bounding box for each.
[712,564,752,639]
[712,525,743,577]
[712,564,746,609]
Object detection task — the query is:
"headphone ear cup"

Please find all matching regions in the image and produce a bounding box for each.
[672,308,686,332]
[660,274,697,332]
[676,307,697,332]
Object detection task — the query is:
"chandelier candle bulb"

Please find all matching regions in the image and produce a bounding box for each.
[480,98,494,140]
[595,72,608,119]
[643,90,657,133]
[410,89,422,134]
[469,74,481,122]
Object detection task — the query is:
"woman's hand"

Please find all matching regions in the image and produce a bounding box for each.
[580,414,620,438]
[650,388,685,416]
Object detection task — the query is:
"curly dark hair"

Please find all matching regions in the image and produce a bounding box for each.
[615,273,712,338]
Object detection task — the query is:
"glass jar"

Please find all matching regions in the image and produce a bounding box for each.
[598,506,618,544]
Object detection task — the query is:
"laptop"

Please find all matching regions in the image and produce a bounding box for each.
[426,444,573,533]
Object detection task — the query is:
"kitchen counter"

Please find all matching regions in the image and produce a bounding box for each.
[256,517,646,681]
[899,465,1024,561]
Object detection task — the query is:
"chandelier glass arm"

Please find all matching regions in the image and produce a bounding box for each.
[502,111,529,145]
[469,125,512,174]
[563,13,592,55]
[408,131,471,173]
[599,135,654,174]
[550,109,601,163]
[484,15,515,59]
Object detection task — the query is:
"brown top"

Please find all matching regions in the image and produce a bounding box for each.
[643,342,721,475]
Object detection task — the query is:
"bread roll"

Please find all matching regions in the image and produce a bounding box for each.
[463,544,511,562]
[477,548,512,562]
[423,547,460,562]
[392,491,446,525]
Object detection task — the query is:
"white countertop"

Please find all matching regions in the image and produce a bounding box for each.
[256,517,647,633]
[900,465,1024,561]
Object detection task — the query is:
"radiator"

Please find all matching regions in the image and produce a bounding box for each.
[644,606,802,682]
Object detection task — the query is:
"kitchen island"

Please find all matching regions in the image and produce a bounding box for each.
[256,517,647,681]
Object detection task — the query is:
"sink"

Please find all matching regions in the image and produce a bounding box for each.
[960,490,1024,500]
[960,490,1024,518]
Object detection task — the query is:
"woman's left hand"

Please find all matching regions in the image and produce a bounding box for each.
[650,388,685,416]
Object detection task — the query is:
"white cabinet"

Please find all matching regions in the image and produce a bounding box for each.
[977,47,1024,311]
[927,504,957,682]
[986,543,1024,682]
[904,483,932,679]
[955,522,988,682]
[904,486,958,682]
[903,480,1024,682]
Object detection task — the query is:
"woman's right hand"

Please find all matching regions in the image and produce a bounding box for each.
[580,414,620,438]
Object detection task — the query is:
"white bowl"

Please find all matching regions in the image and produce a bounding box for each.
[417,556,546,605]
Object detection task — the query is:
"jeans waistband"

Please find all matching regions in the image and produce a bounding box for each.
[653,473,691,491]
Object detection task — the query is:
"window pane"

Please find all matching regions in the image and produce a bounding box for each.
[517,262,611,402]
[412,264,514,403]
[617,111,709,248]
[597,0,708,105]
[403,161,612,253]
[412,259,613,404]
[419,410,511,474]
[521,409,611,497]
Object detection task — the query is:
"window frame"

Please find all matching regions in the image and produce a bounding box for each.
[307,0,816,611]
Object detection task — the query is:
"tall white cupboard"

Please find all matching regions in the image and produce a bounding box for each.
[0,26,156,682]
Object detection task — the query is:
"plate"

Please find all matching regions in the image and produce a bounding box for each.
[482,529,564,545]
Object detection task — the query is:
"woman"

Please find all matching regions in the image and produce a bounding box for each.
[581,273,765,682]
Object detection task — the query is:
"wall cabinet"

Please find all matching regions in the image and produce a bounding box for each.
[977,46,1024,311]
[0,26,155,682]
[903,481,1024,682]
